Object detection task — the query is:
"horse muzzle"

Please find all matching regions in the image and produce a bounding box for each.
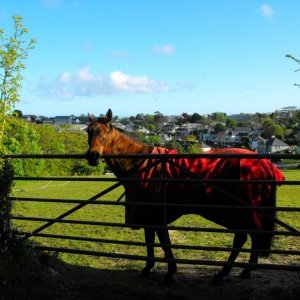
[86,150,101,166]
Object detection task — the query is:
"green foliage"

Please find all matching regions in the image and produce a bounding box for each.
[211,112,227,122]
[0,159,14,248]
[145,123,155,132]
[183,135,197,143]
[286,54,300,88]
[226,118,237,128]
[0,15,36,147]
[3,117,43,176]
[262,119,284,139]
[34,125,65,154]
[0,245,60,299]
[191,112,202,123]
[146,134,161,146]
[185,143,204,154]
[214,122,227,133]
[2,118,106,176]
[130,131,145,141]
[166,140,185,152]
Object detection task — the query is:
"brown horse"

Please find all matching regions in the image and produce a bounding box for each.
[86,109,285,283]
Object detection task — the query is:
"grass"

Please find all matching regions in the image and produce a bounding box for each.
[2,170,299,300]
[10,170,300,273]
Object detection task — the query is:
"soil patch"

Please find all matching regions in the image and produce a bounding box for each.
[50,264,300,300]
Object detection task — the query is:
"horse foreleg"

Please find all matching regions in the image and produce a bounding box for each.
[156,228,177,283]
[239,234,259,279]
[212,233,248,283]
[141,228,155,278]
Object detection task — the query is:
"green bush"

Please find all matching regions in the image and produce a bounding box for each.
[0,159,14,248]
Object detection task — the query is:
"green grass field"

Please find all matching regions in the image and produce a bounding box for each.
[11,169,300,273]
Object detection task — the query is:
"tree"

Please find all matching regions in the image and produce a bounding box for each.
[0,159,14,248]
[3,116,43,176]
[181,113,191,123]
[12,109,23,118]
[191,113,202,123]
[146,135,161,146]
[262,119,284,140]
[286,54,300,88]
[0,15,36,148]
[153,112,165,132]
[211,112,227,122]
[226,118,237,128]
[214,123,227,133]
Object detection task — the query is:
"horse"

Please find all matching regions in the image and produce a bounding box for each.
[86,109,285,283]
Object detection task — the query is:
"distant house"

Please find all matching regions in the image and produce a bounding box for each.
[163,122,177,134]
[266,137,289,154]
[55,116,72,126]
[200,142,211,152]
[199,129,239,146]
[176,123,203,136]
[159,133,172,144]
[252,136,266,153]
[42,119,55,125]
[176,127,190,136]
[253,136,289,154]
[137,127,150,134]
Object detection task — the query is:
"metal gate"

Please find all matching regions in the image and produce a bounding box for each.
[5,153,300,272]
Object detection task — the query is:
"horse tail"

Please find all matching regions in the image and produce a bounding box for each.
[257,183,277,258]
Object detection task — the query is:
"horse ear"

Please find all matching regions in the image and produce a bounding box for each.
[88,113,96,123]
[106,109,113,123]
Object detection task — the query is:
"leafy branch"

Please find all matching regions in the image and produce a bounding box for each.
[286,54,300,88]
[0,15,36,150]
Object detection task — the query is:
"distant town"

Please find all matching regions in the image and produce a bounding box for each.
[15,106,300,154]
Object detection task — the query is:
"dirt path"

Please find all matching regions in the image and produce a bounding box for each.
[50,264,300,300]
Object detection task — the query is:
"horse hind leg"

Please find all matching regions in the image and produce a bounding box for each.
[141,228,155,278]
[156,228,177,283]
[212,233,248,283]
[239,234,259,279]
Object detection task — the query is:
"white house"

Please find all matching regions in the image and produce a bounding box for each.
[55,116,72,126]
[253,136,289,154]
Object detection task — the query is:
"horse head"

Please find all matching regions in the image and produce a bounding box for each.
[86,109,113,166]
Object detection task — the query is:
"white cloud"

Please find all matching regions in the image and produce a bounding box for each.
[109,71,168,93]
[59,72,71,83]
[37,67,169,100]
[77,67,96,82]
[152,44,175,55]
[260,4,274,18]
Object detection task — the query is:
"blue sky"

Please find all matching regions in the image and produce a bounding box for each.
[0,0,300,117]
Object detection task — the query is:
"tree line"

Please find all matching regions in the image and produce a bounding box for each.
[118,110,300,143]
[3,116,104,176]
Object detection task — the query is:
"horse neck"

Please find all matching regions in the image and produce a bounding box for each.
[103,128,150,175]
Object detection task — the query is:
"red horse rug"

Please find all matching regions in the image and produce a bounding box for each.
[124,147,285,230]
